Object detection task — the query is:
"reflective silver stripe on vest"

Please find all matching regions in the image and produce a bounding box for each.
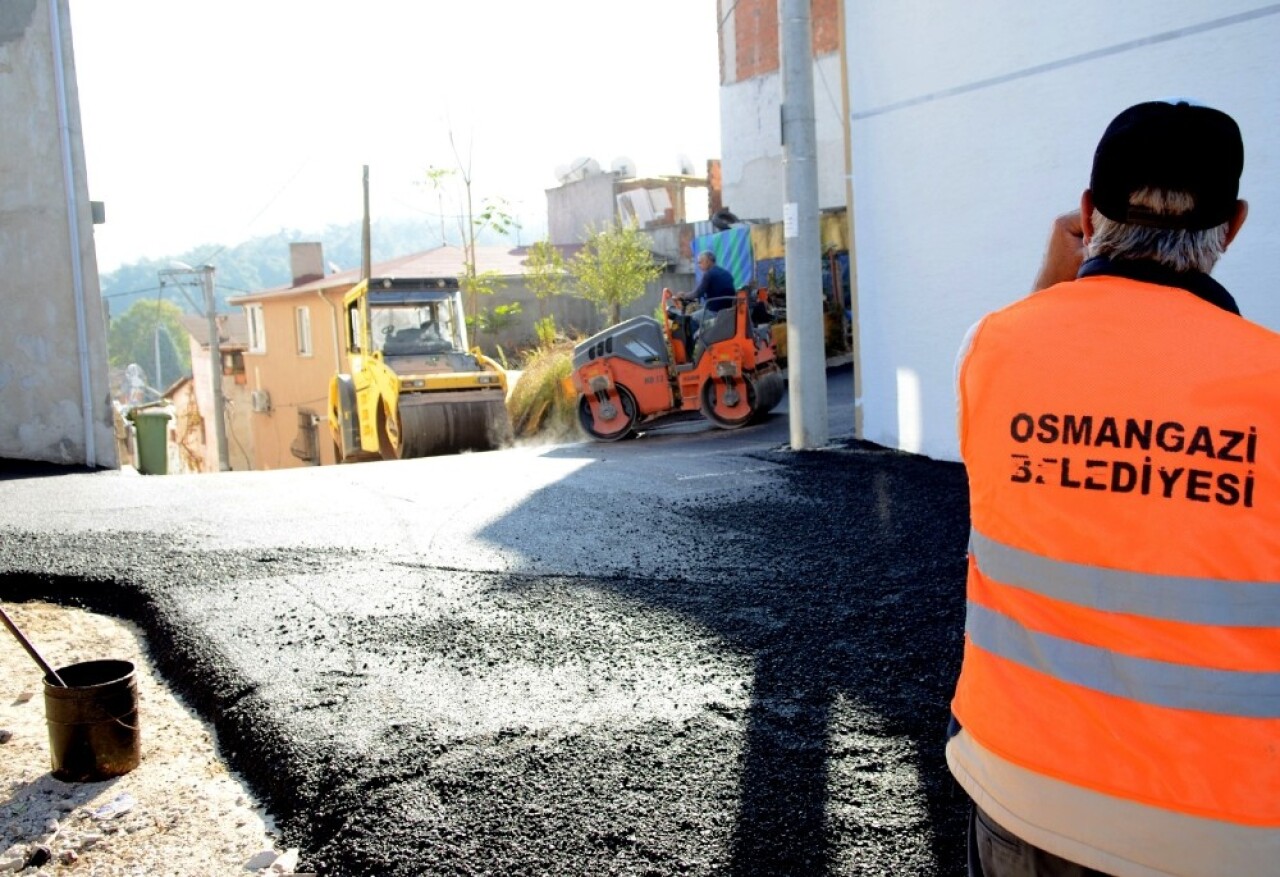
[966,603,1280,716]
[948,729,1280,876]
[970,528,1280,627]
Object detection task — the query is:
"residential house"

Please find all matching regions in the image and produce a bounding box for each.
[178,313,253,472]
[225,242,349,471]
[158,375,200,475]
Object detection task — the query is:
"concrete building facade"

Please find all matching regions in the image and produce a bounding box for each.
[717,0,1280,461]
[0,0,115,467]
[179,314,253,473]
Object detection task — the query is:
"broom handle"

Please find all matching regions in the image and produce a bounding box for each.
[0,606,66,687]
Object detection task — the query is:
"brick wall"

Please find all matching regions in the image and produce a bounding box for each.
[728,0,839,83]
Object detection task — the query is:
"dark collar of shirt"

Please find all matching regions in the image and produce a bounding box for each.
[1077,255,1240,315]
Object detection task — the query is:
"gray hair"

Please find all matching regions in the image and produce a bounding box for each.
[1088,187,1229,274]
[698,250,717,264]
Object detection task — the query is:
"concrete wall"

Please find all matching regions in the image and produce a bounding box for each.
[0,0,116,466]
[477,276,687,353]
[717,0,846,220]
[719,52,847,220]
[844,1,1280,461]
[546,174,619,245]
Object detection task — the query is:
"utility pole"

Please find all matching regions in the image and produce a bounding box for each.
[200,265,231,471]
[159,263,230,472]
[779,0,829,449]
[153,327,162,393]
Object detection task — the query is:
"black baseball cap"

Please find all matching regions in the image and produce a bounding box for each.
[1090,100,1243,230]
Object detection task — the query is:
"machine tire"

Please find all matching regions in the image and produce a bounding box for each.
[578,385,637,442]
[750,367,785,421]
[377,403,402,461]
[700,374,755,429]
[332,375,372,463]
[380,397,508,459]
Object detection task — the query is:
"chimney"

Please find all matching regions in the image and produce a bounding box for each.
[290,242,325,286]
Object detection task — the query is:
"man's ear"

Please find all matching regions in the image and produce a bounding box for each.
[1223,199,1248,249]
[1080,190,1095,243]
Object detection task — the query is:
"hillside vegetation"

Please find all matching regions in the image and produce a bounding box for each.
[99,216,541,319]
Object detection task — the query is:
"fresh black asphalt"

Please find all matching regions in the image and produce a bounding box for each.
[0,380,972,875]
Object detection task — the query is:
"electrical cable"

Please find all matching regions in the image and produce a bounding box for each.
[190,155,315,266]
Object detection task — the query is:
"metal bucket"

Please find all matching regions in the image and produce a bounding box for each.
[43,659,140,782]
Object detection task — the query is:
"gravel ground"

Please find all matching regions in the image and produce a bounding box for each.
[0,601,303,875]
[0,438,973,876]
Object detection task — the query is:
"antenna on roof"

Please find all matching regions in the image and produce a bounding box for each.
[611,156,636,179]
[559,156,600,183]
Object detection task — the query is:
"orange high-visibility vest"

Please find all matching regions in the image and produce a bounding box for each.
[950,274,1280,877]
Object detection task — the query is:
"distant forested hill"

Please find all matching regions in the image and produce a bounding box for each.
[99,215,544,318]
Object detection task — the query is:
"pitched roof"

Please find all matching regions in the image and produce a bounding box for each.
[230,244,584,303]
[178,313,249,348]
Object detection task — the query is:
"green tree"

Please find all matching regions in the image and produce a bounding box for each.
[525,239,568,322]
[570,221,662,324]
[108,299,192,390]
[473,301,523,336]
[533,315,557,348]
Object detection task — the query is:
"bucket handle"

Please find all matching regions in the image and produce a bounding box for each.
[46,713,139,731]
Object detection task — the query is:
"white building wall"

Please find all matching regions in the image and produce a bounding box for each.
[844,1,1280,461]
[546,173,619,245]
[720,53,847,220]
[0,0,115,466]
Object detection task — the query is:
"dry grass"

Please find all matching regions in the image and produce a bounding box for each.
[508,341,580,443]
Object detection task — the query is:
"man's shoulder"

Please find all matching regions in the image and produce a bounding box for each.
[709,266,736,289]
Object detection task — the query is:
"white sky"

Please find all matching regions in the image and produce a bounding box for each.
[67,1,723,271]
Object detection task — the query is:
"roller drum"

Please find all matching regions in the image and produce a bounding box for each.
[396,397,509,458]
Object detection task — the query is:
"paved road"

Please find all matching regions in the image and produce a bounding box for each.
[0,364,973,876]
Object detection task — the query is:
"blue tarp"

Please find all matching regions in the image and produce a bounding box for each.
[691,226,754,289]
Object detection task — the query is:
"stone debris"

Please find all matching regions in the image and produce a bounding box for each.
[246,846,306,874]
[270,848,300,872]
[243,850,277,870]
[1,601,300,876]
[22,846,50,870]
[88,791,136,820]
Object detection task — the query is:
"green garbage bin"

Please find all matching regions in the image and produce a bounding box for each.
[128,405,173,475]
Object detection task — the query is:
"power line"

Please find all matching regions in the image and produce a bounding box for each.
[191,155,315,266]
[102,284,163,300]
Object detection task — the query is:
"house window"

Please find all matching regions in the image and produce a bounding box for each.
[346,300,363,353]
[295,306,313,357]
[246,304,266,353]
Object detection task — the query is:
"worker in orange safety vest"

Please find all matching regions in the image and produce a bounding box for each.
[948,100,1280,877]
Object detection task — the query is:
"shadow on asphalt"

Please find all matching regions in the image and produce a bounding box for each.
[483,437,973,875]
